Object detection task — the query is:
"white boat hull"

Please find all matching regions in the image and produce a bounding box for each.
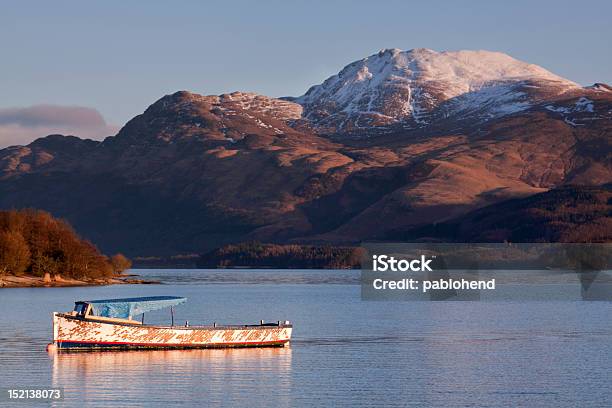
[52,313,292,350]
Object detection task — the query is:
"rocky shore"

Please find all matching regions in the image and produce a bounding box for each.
[0,273,158,288]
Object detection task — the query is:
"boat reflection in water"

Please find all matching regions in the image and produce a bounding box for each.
[50,346,293,406]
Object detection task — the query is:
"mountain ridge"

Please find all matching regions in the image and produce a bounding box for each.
[0,48,610,255]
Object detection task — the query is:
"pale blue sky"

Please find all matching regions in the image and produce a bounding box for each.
[2,0,611,128]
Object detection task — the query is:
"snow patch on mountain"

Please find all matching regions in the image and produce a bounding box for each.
[545,97,602,127]
[220,92,303,121]
[443,82,532,119]
[574,97,595,112]
[545,97,595,114]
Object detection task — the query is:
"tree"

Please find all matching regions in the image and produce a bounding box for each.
[111,253,132,274]
[0,209,123,279]
[0,230,31,276]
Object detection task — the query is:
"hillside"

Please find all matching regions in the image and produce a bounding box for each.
[390,184,612,243]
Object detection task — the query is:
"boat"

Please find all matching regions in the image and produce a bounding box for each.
[49,296,292,350]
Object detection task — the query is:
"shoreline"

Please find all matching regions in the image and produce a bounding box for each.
[0,274,159,288]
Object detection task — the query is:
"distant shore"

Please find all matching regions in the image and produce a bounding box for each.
[0,274,158,288]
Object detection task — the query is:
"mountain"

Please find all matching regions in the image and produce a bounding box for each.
[0,48,610,255]
[291,48,579,134]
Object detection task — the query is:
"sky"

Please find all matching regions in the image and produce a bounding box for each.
[1,0,611,146]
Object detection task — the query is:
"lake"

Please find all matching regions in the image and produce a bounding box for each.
[0,269,610,407]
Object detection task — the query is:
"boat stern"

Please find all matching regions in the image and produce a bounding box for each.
[52,312,59,343]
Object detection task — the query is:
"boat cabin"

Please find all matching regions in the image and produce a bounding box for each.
[70,296,187,325]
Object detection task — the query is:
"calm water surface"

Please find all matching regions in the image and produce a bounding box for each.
[0,269,610,407]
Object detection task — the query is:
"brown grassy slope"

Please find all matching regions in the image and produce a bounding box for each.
[388,184,612,243]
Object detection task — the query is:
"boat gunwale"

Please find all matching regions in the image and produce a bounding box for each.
[55,313,293,331]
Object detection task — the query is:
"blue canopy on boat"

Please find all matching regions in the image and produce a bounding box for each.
[79,296,187,319]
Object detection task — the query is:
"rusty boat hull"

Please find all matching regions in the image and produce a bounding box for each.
[52,313,292,350]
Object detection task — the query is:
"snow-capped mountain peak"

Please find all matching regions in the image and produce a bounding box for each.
[294,48,579,131]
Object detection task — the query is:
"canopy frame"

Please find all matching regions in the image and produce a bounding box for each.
[76,296,187,320]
